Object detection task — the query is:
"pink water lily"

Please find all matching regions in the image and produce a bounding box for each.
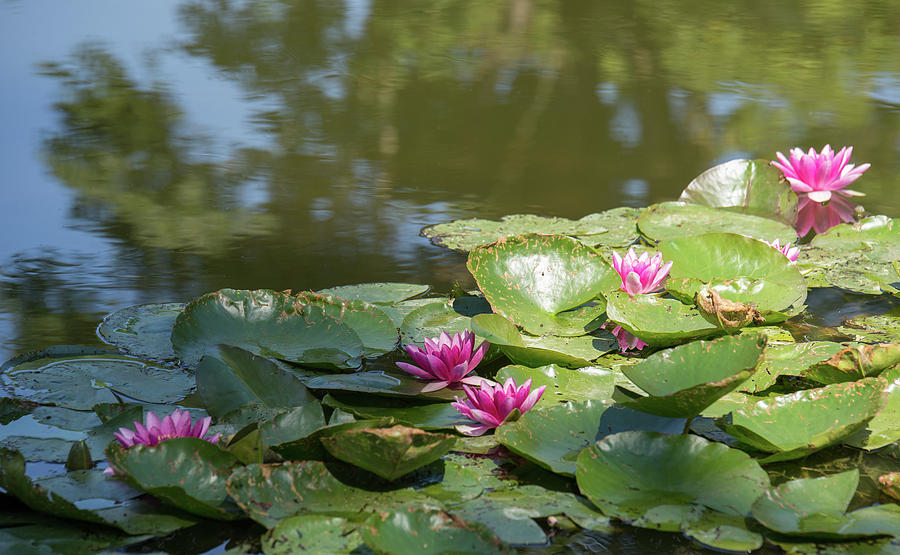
[764,238,799,262]
[612,248,673,297]
[602,322,648,353]
[452,377,546,436]
[772,145,868,235]
[396,330,489,392]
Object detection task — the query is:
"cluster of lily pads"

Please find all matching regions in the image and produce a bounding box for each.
[1,151,900,553]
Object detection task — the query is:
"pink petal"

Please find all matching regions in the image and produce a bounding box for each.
[421,380,450,393]
[624,272,644,296]
[457,423,492,436]
[396,361,436,380]
[519,385,547,413]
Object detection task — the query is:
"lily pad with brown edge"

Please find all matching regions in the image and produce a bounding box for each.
[322,393,470,431]
[97,302,184,361]
[293,291,399,357]
[878,473,900,502]
[360,508,514,555]
[493,364,620,403]
[839,312,900,344]
[742,341,845,393]
[195,344,318,419]
[611,334,766,419]
[678,158,798,225]
[637,202,798,244]
[716,378,888,463]
[603,291,720,347]
[798,247,900,296]
[811,216,900,263]
[104,437,243,520]
[496,402,684,477]
[225,460,442,528]
[261,514,363,555]
[844,366,900,450]
[466,234,618,336]
[470,313,614,368]
[315,282,430,305]
[751,469,900,539]
[319,424,456,481]
[0,346,194,410]
[270,417,395,461]
[575,431,770,532]
[659,232,808,323]
[804,343,900,384]
[170,289,365,369]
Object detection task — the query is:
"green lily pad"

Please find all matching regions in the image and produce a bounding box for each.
[422,209,639,252]
[638,202,798,244]
[294,291,398,357]
[471,313,614,368]
[845,366,900,450]
[256,403,328,448]
[398,296,492,347]
[679,158,798,225]
[360,508,513,554]
[97,302,184,361]
[467,234,617,336]
[575,431,770,531]
[0,346,194,410]
[171,289,365,369]
[315,282,429,305]
[743,342,845,393]
[261,514,362,554]
[304,370,459,401]
[494,364,618,403]
[612,334,766,418]
[839,313,900,343]
[105,438,243,520]
[320,424,455,481]
[659,232,808,321]
[805,344,900,384]
[752,469,900,539]
[0,520,143,554]
[680,509,764,552]
[497,402,684,477]
[811,216,900,263]
[604,291,719,347]
[878,473,900,503]
[226,460,441,528]
[323,393,470,430]
[717,378,888,463]
[798,247,899,295]
[380,297,449,327]
[270,417,395,461]
[195,344,317,418]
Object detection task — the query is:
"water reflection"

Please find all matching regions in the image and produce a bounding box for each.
[2,0,900,361]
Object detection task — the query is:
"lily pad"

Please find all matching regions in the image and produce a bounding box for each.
[604,291,720,347]
[398,296,492,347]
[261,514,363,554]
[225,460,441,528]
[97,302,184,361]
[494,364,618,403]
[717,378,888,463]
[0,346,194,410]
[294,291,398,357]
[360,508,513,554]
[467,234,617,336]
[798,247,899,295]
[320,424,455,481]
[305,370,459,401]
[422,209,639,252]
[845,366,900,450]
[323,393,470,430]
[270,417,395,461]
[805,343,900,384]
[743,342,845,393]
[680,508,764,552]
[752,469,900,539]
[105,437,243,520]
[315,282,429,305]
[839,313,900,343]
[575,431,770,530]
[471,313,614,368]
[659,232,808,321]
[638,202,798,244]
[195,344,317,418]
[612,334,766,418]
[171,289,365,369]
[679,158,798,225]
[811,216,900,263]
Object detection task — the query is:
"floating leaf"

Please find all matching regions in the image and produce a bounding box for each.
[805,343,900,384]
[270,418,395,461]
[261,514,362,554]
[171,289,364,369]
[294,291,398,357]
[97,302,184,361]
[811,216,900,263]
[105,438,243,520]
[613,334,766,418]
[0,346,194,410]
[845,366,900,450]
[637,202,798,244]
[320,424,455,481]
[659,232,808,321]
[305,370,458,401]
[679,158,798,225]
[717,378,887,463]
[604,291,719,347]
[680,509,763,552]
[752,469,900,539]
[494,364,618,403]
[878,473,900,503]
[471,313,614,368]
[576,431,770,531]
[315,282,429,305]
[361,508,513,554]
[323,393,469,430]
[839,313,900,343]
[467,234,617,336]
[743,341,844,393]
[195,344,317,419]
[398,296,491,347]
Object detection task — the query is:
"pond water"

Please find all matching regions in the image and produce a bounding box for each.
[1,1,899,552]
